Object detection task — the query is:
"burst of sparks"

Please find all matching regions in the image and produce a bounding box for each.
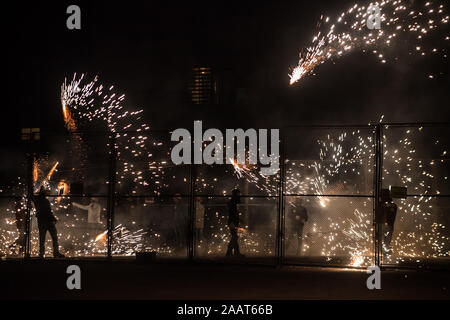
[289,0,449,84]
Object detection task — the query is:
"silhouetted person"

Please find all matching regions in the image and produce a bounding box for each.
[73,198,102,224]
[287,197,308,256]
[9,196,26,254]
[375,189,397,260]
[173,194,188,251]
[32,187,64,258]
[226,189,244,257]
[195,198,205,244]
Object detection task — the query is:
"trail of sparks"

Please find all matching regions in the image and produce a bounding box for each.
[61,73,173,196]
[289,0,449,84]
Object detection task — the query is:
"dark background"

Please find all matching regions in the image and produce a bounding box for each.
[3,0,449,138]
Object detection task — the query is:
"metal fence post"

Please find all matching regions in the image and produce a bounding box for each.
[276,128,286,266]
[106,135,117,259]
[24,152,34,259]
[188,164,195,260]
[373,124,383,266]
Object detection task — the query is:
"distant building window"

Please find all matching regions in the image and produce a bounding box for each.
[190,67,213,105]
[21,128,40,141]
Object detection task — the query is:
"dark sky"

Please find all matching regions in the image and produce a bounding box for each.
[3,0,450,139]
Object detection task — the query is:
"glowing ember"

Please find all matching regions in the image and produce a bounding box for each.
[95,230,108,243]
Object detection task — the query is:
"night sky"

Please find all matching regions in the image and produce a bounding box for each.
[3,0,450,139]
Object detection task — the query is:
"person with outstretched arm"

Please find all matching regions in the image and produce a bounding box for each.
[32,186,65,258]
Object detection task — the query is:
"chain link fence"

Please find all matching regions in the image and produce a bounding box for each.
[0,124,448,269]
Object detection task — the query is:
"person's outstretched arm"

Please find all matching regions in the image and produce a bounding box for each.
[73,202,89,211]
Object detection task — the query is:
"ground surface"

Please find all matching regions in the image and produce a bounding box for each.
[0,258,449,299]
